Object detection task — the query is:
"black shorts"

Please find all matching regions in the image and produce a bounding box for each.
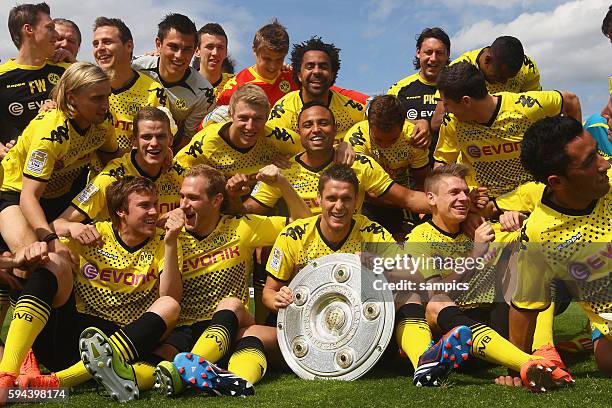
[163,320,211,353]
[0,191,20,215]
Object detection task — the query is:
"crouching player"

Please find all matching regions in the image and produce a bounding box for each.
[0,177,182,402]
[405,163,572,391]
[151,164,311,397]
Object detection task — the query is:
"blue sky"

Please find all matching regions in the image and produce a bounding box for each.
[1,0,609,116]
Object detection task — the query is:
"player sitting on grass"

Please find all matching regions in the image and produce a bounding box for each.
[0,177,182,403]
[146,164,310,398]
[406,163,573,391]
[510,116,612,377]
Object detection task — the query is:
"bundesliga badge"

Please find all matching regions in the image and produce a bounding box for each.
[277,253,394,380]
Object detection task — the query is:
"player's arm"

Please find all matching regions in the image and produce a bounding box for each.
[262,275,293,312]
[160,209,185,301]
[376,183,430,214]
[255,165,311,221]
[559,90,581,122]
[407,119,431,149]
[430,100,445,133]
[0,241,49,269]
[411,164,430,192]
[432,114,459,168]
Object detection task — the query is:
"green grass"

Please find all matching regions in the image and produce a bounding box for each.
[11,303,612,407]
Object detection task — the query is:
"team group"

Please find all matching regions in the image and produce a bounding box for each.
[0,1,610,402]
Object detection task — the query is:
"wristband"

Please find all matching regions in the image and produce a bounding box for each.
[42,233,59,243]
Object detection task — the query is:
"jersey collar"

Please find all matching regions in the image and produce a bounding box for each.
[155,57,191,88]
[427,219,463,239]
[112,70,140,94]
[219,122,256,154]
[131,150,162,181]
[480,95,502,127]
[541,190,598,216]
[316,216,356,251]
[113,228,151,253]
[295,152,334,173]
[298,90,334,107]
[68,118,88,136]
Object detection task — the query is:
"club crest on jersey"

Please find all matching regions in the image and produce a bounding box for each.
[26,150,48,175]
[175,98,188,110]
[279,80,291,93]
[47,73,60,85]
[82,262,99,279]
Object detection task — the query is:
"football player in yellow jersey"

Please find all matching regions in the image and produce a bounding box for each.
[53,107,181,229]
[0,62,119,266]
[405,163,571,391]
[243,102,431,217]
[195,23,233,99]
[151,164,310,397]
[434,62,581,198]
[345,95,430,237]
[266,37,366,148]
[510,116,612,377]
[431,36,541,132]
[92,17,169,150]
[176,84,295,181]
[1,3,69,156]
[0,177,182,402]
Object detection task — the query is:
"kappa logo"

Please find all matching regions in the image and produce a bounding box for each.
[344,99,364,111]
[187,140,204,158]
[150,87,168,106]
[441,112,451,126]
[269,100,285,120]
[279,80,291,93]
[268,127,294,143]
[523,55,536,72]
[41,121,70,144]
[107,163,126,179]
[281,224,308,240]
[515,95,542,109]
[348,127,366,147]
[360,223,386,239]
[355,154,373,169]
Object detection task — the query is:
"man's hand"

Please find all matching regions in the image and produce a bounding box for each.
[410,119,431,149]
[202,105,230,126]
[164,208,186,241]
[51,48,76,63]
[69,223,104,248]
[494,375,522,387]
[0,140,15,160]
[226,173,251,198]
[13,241,49,267]
[38,100,58,114]
[499,211,527,232]
[334,141,356,166]
[461,212,484,239]
[281,63,292,73]
[469,187,489,210]
[256,164,283,186]
[474,221,495,244]
[274,286,294,310]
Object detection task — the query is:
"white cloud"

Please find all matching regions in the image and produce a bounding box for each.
[0,0,257,66]
[439,0,531,11]
[451,0,611,112]
[366,0,402,21]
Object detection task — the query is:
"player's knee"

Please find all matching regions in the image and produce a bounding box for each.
[425,293,454,320]
[216,296,244,313]
[151,295,181,326]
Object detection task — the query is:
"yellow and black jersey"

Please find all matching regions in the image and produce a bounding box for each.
[494,181,545,213]
[387,72,437,121]
[407,220,518,308]
[212,72,234,101]
[513,190,612,331]
[178,214,286,325]
[344,120,429,187]
[0,109,117,198]
[71,150,184,221]
[452,48,541,94]
[434,91,562,198]
[266,214,396,282]
[110,71,169,149]
[175,122,282,184]
[250,152,394,214]
[0,59,69,144]
[66,221,175,326]
[266,90,366,151]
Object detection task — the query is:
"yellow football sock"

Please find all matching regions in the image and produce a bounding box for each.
[0,295,50,374]
[396,318,432,370]
[470,323,540,371]
[109,329,139,363]
[227,337,267,384]
[192,310,238,363]
[55,361,91,388]
[532,303,555,352]
[133,362,155,390]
